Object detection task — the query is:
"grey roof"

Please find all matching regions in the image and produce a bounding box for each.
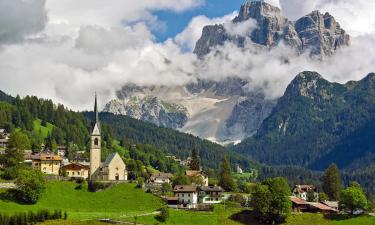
[103,152,117,166]
[173,185,198,193]
[199,186,224,192]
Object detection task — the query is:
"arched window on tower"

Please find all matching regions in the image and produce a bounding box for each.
[94,138,99,146]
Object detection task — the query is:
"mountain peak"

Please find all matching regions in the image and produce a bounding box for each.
[294,71,323,81]
[285,71,331,100]
[234,0,283,23]
[194,1,349,57]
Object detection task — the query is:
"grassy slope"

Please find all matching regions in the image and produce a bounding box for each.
[33,119,54,138]
[123,208,375,225]
[0,181,164,220]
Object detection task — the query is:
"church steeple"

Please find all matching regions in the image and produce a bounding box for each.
[94,92,99,125]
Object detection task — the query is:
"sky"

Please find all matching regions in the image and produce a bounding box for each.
[154,0,244,41]
[0,0,374,110]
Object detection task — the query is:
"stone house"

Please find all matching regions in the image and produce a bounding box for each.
[173,185,199,208]
[0,129,9,149]
[61,163,90,179]
[31,151,62,175]
[147,172,173,186]
[185,170,209,186]
[199,186,224,204]
[292,185,318,201]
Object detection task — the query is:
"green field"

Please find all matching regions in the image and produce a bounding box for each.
[33,119,54,138]
[123,207,375,225]
[0,181,164,220]
[0,181,373,225]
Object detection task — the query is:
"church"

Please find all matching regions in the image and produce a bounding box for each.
[89,94,128,181]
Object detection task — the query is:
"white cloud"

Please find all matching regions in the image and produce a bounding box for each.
[196,35,375,99]
[0,0,47,44]
[75,24,153,55]
[223,19,257,37]
[0,0,374,112]
[45,0,203,37]
[175,12,237,51]
[275,0,375,36]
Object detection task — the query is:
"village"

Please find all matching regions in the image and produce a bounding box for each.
[0,97,343,215]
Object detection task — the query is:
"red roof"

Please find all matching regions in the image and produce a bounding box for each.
[290,196,307,205]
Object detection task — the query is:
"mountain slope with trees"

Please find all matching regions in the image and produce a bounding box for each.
[234,71,375,171]
[84,112,255,170]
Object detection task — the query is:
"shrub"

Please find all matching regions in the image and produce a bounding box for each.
[156,208,169,222]
[88,181,111,192]
[136,177,145,188]
[15,169,46,204]
[0,209,64,225]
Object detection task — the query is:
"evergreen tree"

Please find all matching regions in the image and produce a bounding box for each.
[189,148,200,170]
[323,164,342,200]
[219,156,236,191]
[0,131,30,168]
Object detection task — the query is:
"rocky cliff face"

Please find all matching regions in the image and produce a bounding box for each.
[104,95,188,129]
[104,1,350,145]
[103,78,276,144]
[194,1,349,57]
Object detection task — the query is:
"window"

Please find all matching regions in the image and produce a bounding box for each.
[77,172,80,175]
[72,172,75,175]
[94,138,99,146]
[67,172,69,175]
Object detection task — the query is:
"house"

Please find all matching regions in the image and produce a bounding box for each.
[173,185,199,208]
[290,196,310,212]
[185,170,209,186]
[61,163,90,179]
[290,196,338,213]
[199,186,224,204]
[147,172,173,186]
[236,164,243,174]
[292,185,318,201]
[180,157,192,167]
[89,94,128,181]
[322,201,339,211]
[30,151,62,175]
[0,129,9,149]
[57,146,67,158]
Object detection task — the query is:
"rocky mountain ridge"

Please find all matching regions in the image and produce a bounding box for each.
[194,1,350,57]
[104,1,350,145]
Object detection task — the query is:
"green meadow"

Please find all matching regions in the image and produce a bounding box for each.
[0,181,163,220]
[0,181,373,225]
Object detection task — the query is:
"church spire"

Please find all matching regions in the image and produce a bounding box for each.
[94,92,99,125]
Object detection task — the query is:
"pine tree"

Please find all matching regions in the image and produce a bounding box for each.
[189,149,200,170]
[219,156,236,191]
[323,164,342,201]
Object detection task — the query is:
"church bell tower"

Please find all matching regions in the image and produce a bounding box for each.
[90,93,101,179]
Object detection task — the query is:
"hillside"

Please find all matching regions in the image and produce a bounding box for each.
[0,181,163,220]
[84,112,256,170]
[234,71,375,171]
[0,90,255,171]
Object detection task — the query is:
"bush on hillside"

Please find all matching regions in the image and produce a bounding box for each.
[88,181,111,192]
[15,169,46,204]
[155,207,169,222]
[0,209,65,225]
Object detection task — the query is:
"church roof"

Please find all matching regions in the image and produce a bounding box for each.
[103,152,118,166]
[92,123,100,135]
